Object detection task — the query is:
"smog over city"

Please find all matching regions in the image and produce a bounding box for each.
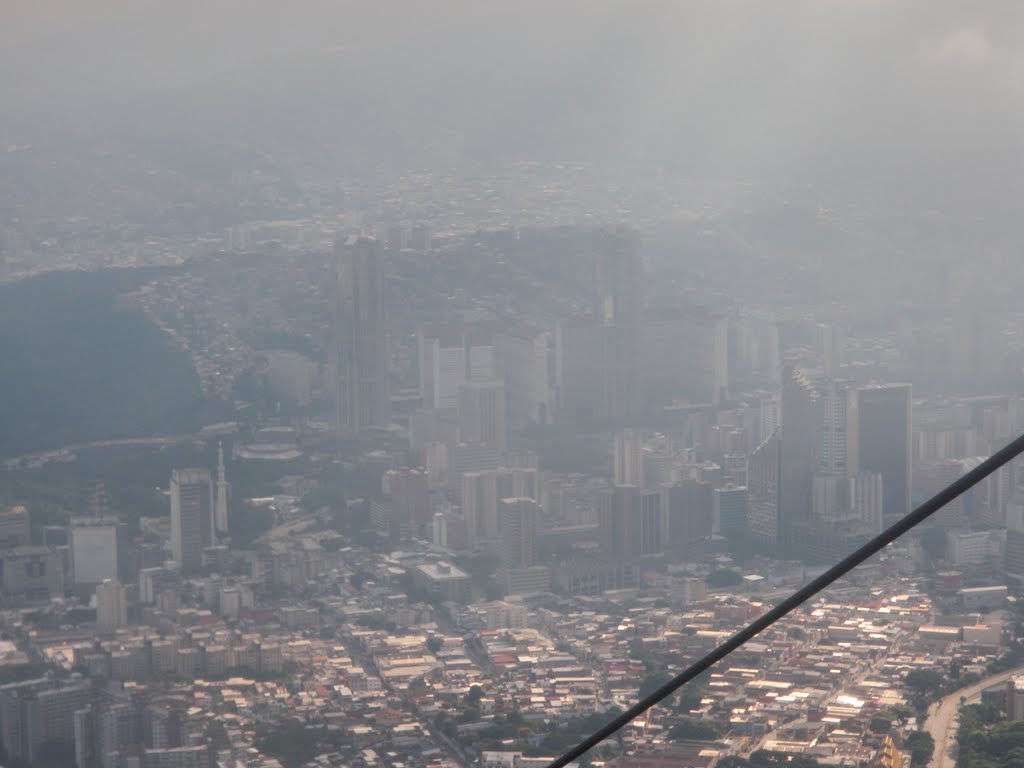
[2,3,1024,768]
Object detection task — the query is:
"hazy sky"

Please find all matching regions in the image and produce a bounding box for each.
[4,1,1023,203]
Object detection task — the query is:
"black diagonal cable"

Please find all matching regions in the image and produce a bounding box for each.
[545,432,1024,768]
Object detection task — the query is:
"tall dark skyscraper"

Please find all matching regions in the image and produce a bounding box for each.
[599,485,640,559]
[170,468,214,575]
[593,229,642,421]
[847,383,912,524]
[334,235,389,434]
[748,430,781,547]
[780,360,819,553]
[663,478,714,553]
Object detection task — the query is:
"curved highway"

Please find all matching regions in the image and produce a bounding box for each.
[925,664,1024,768]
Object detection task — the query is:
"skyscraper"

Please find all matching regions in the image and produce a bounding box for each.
[748,430,782,547]
[494,325,552,427]
[847,383,912,524]
[662,478,714,553]
[639,489,667,556]
[780,361,819,553]
[714,485,749,540]
[334,235,389,434]
[593,228,643,420]
[641,307,729,405]
[599,485,641,559]
[95,578,128,630]
[215,443,230,535]
[614,429,644,487]
[69,517,126,585]
[418,323,496,411]
[554,317,604,421]
[458,379,507,449]
[499,498,539,568]
[170,469,214,574]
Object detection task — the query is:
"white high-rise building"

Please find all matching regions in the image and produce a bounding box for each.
[849,471,884,534]
[495,326,552,427]
[461,471,499,547]
[614,429,644,487]
[215,443,230,535]
[69,517,124,585]
[96,578,127,630]
[418,324,495,411]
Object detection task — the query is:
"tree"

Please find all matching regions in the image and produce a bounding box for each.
[639,672,672,699]
[905,669,944,697]
[667,718,722,742]
[465,684,484,707]
[905,731,934,767]
[676,685,707,714]
[706,569,743,588]
[869,716,892,735]
[426,636,443,653]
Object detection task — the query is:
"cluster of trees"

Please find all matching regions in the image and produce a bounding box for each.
[444,707,626,759]
[955,703,1024,768]
[0,268,212,459]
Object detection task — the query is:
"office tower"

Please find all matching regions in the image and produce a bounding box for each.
[1,676,91,764]
[96,578,128,630]
[510,466,539,502]
[418,323,495,411]
[849,471,884,535]
[0,506,30,548]
[460,467,536,548]
[811,473,846,523]
[818,379,850,474]
[780,361,820,552]
[614,429,645,487]
[847,383,912,523]
[495,326,552,427]
[451,441,503,477]
[723,454,749,487]
[170,469,214,574]
[641,307,730,406]
[334,235,389,434]
[599,485,641,559]
[663,478,714,552]
[461,471,499,547]
[748,430,782,547]
[377,468,430,539]
[714,485,749,540]
[639,489,667,556]
[458,379,507,449]
[0,547,63,602]
[75,701,139,768]
[215,443,230,535]
[593,228,643,420]
[69,517,127,585]
[554,317,604,422]
[759,397,782,446]
[500,498,539,568]
[815,323,846,378]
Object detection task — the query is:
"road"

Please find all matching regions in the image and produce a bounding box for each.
[2,425,238,469]
[925,664,1024,768]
